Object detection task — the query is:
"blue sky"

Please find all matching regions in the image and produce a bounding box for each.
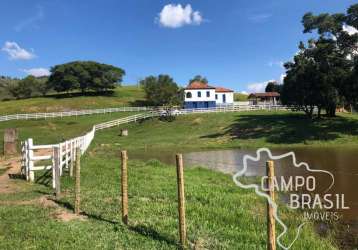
[0,0,356,92]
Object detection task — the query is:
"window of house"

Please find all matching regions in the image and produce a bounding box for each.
[198,91,201,97]
[223,94,226,103]
[215,94,218,100]
[206,91,210,97]
[186,92,192,98]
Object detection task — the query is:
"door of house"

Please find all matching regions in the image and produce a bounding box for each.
[193,102,197,109]
[204,102,209,108]
[223,94,226,103]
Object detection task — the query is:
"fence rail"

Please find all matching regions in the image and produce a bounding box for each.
[0,106,152,122]
[1,105,292,122]
[21,112,158,188]
[20,104,291,189]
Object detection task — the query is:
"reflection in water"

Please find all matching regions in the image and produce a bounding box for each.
[130,147,358,223]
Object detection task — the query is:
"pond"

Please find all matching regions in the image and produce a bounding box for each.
[130,147,358,225]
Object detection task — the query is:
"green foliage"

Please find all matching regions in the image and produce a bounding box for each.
[234,93,248,101]
[265,81,282,93]
[189,75,208,84]
[140,75,181,106]
[282,3,358,118]
[48,61,125,93]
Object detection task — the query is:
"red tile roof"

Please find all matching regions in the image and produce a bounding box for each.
[215,87,234,93]
[248,92,280,98]
[185,81,215,90]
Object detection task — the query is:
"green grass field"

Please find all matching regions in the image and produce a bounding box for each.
[0,156,337,249]
[0,85,145,115]
[0,112,136,153]
[1,111,357,249]
[94,111,358,151]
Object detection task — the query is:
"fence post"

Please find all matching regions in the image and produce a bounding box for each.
[70,140,74,177]
[28,139,35,182]
[176,154,186,247]
[53,146,61,196]
[75,148,81,215]
[266,160,276,250]
[121,150,128,225]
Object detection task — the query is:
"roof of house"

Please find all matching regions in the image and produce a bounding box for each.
[185,81,216,90]
[248,92,280,98]
[215,87,234,93]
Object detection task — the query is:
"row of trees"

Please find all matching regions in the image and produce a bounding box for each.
[281,3,358,118]
[0,61,125,100]
[0,76,48,100]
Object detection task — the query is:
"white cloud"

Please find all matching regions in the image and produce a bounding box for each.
[240,91,248,95]
[279,74,286,84]
[246,80,274,93]
[343,24,358,35]
[157,4,203,28]
[23,68,50,77]
[2,41,36,60]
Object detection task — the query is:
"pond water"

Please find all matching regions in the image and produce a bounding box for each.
[130,147,358,225]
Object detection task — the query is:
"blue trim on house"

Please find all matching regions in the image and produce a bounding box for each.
[184,101,216,109]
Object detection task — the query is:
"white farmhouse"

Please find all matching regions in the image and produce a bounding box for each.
[184,81,234,109]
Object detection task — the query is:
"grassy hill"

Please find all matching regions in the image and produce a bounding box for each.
[0,111,347,249]
[0,85,146,115]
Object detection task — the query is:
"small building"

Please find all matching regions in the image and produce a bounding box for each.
[248,92,280,105]
[215,87,234,105]
[184,81,234,109]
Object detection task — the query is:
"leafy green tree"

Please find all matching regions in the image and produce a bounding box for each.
[282,3,358,117]
[301,4,358,115]
[189,75,208,84]
[48,61,125,94]
[265,81,282,93]
[8,76,36,99]
[140,75,180,106]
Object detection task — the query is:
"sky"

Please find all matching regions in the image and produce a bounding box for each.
[0,0,357,93]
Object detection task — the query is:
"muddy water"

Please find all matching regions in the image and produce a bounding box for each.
[130,147,358,223]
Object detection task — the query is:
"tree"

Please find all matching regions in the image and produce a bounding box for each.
[140,75,180,106]
[189,75,208,84]
[33,76,50,96]
[282,3,358,118]
[265,81,282,93]
[8,76,36,99]
[301,4,358,116]
[48,61,125,94]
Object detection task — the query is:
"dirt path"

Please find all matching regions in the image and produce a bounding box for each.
[0,156,22,194]
[0,156,86,222]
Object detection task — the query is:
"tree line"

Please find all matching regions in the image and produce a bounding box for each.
[0,61,125,100]
[280,3,358,118]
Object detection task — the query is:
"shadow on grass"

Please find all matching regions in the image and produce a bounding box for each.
[128,224,179,247]
[201,113,358,144]
[52,200,177,246]
[35,170,52,187]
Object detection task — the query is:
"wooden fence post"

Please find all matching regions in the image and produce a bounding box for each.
[69,141,74,177]
[53,146,61,197]
[75,148,81,215]
[28,139,35,182]
[121,150,128,225]
[266,160,276,250]
[176,154,186,247]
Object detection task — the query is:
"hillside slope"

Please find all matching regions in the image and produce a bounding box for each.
[0,85,145,115]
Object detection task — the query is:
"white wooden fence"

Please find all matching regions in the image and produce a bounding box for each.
[0,104,291,122]
[21,113,157,188]
[0,106,151,122]
[20,105,290,189]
